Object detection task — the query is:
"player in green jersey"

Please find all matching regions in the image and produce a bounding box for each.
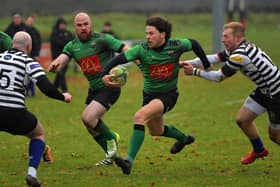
[48,12,129,166]
[102,16,210,175]
[0,31,12,52]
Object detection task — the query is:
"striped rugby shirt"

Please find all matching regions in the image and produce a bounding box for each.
[221,40,280,97]
[0,49,45,108]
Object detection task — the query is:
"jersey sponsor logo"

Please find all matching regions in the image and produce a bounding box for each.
[91,42,96,48]
[167,50,175,56]
[149,63,175,79]
[30,64,41,70]
[4,55,12,60]
[78,55,102,74]
[230,55,244,62]
[73,48,81,52]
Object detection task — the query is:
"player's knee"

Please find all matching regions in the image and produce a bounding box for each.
[29,123,45,139]
[134,110,146,124]
[81,113,91,126]
[236,116,251,128]
[235,117,244,127]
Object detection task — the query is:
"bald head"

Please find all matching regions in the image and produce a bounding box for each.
[74,12,91,25]
[74,12,92,42]
[12,31,32,52]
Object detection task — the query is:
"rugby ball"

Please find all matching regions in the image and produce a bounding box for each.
[109,65,128,86]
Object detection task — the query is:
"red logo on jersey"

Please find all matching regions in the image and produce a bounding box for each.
[77,55,102,74]
[149,63,175,79]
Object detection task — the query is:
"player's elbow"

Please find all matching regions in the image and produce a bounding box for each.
[200,70,225,82]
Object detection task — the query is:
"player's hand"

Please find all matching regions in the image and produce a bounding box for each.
[183,62,195,75]
[102,75,122,88]
[179,61,185,68]
[62,92,72,103]
[47,62,60,72]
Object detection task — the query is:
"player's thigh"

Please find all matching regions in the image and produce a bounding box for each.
[83,87,120,120]
[82,100,107,121]
[238,96,266,124]
[134,99,164,123]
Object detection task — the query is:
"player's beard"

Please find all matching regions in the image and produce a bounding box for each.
[78,31,92,42]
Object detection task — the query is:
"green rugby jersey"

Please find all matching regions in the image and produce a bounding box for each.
[124,38,192,93]
[63,32,124,90]
[0,32,12,52]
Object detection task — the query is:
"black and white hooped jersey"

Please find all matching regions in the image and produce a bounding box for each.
[221,40,280,97]
[0,49,45,108]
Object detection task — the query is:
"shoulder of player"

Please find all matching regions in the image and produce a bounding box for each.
[228,52,250,65]
[166,38,187,47]
[138,42,149,50]
[93,32,113,40]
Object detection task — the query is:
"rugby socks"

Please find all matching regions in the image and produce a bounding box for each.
[94,130,117,152]
[250,137,264,153]
[161,125,186,141]
[93,119,115,140]
[28,139,45,177]
[126,124,145,163]
[94,134,107,152]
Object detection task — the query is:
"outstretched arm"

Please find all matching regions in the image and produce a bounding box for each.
[183,62,230,82]
[180,54,222,68]
[36,75,72,102]
[189,39,211,69]
[181,50,228,68]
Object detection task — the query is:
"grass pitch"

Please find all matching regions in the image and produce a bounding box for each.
[0,13,280,187]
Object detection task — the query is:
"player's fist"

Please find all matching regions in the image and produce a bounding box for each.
[62,92,72,103]
[183,62,195,75]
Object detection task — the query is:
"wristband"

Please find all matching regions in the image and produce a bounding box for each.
[193,68,201,76]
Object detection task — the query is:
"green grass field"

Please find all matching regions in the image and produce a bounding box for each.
[0,13,280,187]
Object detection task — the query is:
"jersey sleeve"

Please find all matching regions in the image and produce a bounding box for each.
[25,58,46,83]
[124,45,141,62]
[221,53,250,77]
[217,50,229,61]
[103,34,124,53]
[226,53,250,70]
[4,35,12,50]
[62,41,73,58]
[0,32,12,52]
[180,38,192,51]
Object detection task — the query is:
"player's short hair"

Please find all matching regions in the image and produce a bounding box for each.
[224,22,245,37]
[146,17,172,40]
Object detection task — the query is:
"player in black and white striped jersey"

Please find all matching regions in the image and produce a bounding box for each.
[0,31,72,187]
[182,22,280,165]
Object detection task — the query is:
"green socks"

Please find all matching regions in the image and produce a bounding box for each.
[127,124,145,163]
[93,120,117,152]
[161,125,186,141]
[94,134,107,152]
[94,119,115,140]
